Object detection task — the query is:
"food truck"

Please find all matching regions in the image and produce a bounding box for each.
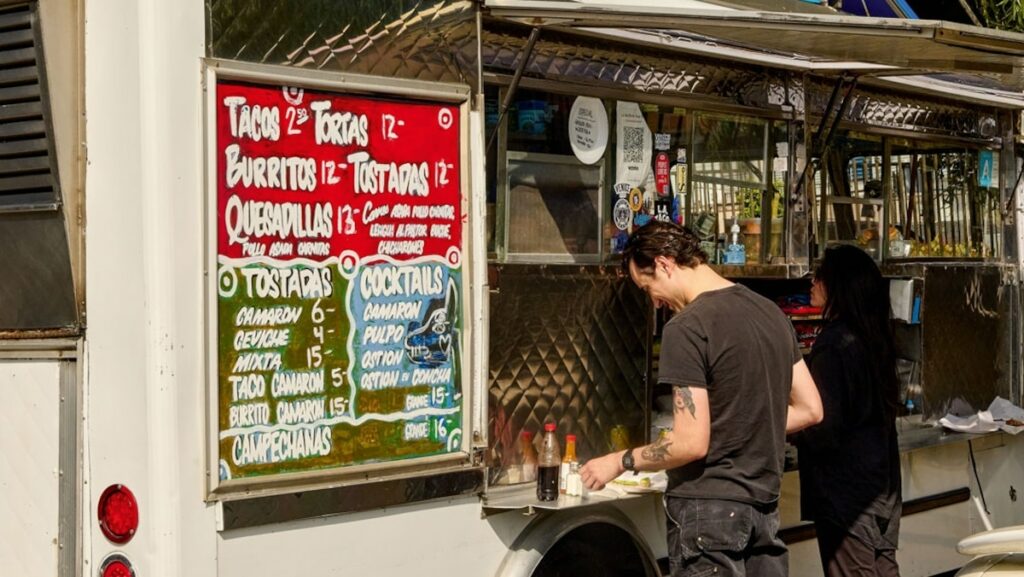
[6,0,1024,576]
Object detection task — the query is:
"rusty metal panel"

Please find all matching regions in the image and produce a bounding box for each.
[921,265,1015,417]
[206,0,479,84]
[487,265,650,484]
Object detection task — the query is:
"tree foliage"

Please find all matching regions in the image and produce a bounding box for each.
[970,0,1024,32]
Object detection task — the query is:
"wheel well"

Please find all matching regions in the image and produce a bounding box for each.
[531,522,656,577]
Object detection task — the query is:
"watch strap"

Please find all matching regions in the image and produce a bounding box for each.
[621,448,635,472]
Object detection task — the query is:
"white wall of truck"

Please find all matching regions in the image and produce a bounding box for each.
[1,1,1021,576]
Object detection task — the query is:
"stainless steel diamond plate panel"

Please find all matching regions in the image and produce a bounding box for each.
[481,24,783,108]
[487,265,650,484]
[808,78,998,140]
[207,0,479,84]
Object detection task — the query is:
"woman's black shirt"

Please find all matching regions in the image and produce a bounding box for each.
[796,320,902,549]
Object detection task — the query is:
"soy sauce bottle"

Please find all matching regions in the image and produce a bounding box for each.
[537,423,561,501]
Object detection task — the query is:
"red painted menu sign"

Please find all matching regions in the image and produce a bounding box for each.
[213,78,464,482]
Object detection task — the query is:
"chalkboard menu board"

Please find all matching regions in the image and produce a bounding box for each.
[209,70,467,484]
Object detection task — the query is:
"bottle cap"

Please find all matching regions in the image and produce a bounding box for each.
[566,434,576,442]
[544,423,556,432]
[520,430,533,439]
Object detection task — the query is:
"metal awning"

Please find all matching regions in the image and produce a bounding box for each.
[484,0,1024,90]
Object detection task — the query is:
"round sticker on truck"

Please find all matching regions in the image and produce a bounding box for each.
[613,199,632,231]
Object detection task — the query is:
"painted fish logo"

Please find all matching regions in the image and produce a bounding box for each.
[405,279,458,367]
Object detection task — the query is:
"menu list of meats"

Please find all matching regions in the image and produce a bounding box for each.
[214,78,464,481]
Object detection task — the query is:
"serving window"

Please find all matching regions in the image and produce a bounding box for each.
[813,131,1002,261]
[505,152,603,261]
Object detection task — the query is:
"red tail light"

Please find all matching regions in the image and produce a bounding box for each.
[99,554,135,577]
[97,484,138,544]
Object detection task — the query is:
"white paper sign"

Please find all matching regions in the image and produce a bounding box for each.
[568,96,608,165]
[616,101,653,188]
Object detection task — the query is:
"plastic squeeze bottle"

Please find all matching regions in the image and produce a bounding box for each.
[536,423,561,501]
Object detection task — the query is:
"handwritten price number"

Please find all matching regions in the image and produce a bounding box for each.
[338,205,357,235]
[285,106,307,136]
[321,160,341,185]
[306,346,323,368]
[382,114,402,140]
[331,367,344,388]
[433,417,448,440]
[330,396,349,417]
[431,386,447,406]
[307,298,325,368]
[310,298,326,323]
[434,160,452,188]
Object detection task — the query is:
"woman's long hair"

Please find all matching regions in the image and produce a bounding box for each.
[816,245,900,420]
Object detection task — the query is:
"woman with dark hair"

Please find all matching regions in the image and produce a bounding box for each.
[798,244,902,577]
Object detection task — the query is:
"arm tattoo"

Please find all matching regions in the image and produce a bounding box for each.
[674,386,696,418]
[641,436,673,463]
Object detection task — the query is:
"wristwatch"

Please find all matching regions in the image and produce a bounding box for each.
[621,448,636,473]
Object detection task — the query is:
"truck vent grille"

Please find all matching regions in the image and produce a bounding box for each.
[0,3,59,212]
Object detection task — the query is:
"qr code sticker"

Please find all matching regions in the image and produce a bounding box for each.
[622,127,644,163]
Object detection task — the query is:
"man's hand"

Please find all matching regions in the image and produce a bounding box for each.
[579,450,626,491]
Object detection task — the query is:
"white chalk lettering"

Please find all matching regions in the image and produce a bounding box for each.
[405,393,429,411]
[360,349,404,370]
[429,205,455,219]
[271,369,325,397]
[430,224,451,239]
[361,324,405,345]
[348,151,430,196]
[233,328,290,351]
[297,241,330,256]
[362,201,390,224]
[224,96,281,142]
[358,265,443,299]
[276,396,326,425]
[240,267,333,299]
[396,223,427,238]
[235,306,302,327]
[363,300,423,322]
[412,367,452,385]
[228,402,271,427]
[231,425,332,466]
[311,100,369,147]
[369,223,394,237]
[269,242,293,257]
[360,370,401,391]
[391,204,411,218]
[232,352,282,373]
[224,196,333,245]
[377,240,425,256]
[403,421,430,440]
[241,242,266,257]
[229,373,267,401]
[224,144,317,192]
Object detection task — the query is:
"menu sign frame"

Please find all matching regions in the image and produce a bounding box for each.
[203,60,473,496]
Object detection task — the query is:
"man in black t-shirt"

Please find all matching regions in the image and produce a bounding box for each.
[580,221,823,577]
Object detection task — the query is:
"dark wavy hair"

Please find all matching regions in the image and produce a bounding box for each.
[816,244,900,419]
[621,221,707,275]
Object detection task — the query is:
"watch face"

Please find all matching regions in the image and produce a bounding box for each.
[622,449,634,471]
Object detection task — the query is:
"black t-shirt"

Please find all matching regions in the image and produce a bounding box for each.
[796,321,901,549]
[659,284,801,505]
